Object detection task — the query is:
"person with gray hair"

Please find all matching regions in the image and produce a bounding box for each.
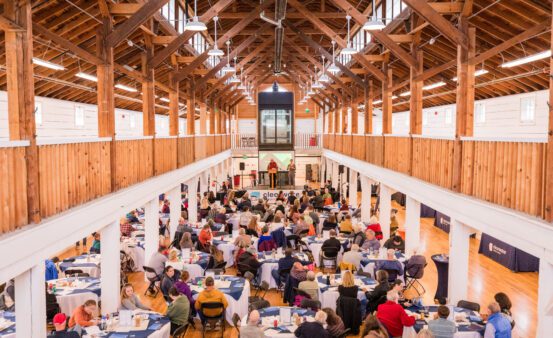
[351,223,367,247]
[233,227,251,248]
[294,310,330,337]
[240,309,264,338]
[362,229,381,252]
[376,290,417,337]
[298,270,319,300]
[484,301,512,338]
[375,249,404,277]
[417,328,436,338]
[342,243,363,270]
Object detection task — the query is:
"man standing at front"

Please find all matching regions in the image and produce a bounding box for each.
[287,159,296,187]
[268,159,278,189]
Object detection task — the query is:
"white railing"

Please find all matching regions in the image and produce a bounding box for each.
[295,132,322,149]
[231,133,258,149]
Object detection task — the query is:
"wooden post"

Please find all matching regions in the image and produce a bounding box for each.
[187,80,196,135]
[168,73,179,136]
[351,99,358,134]
[382,66,393,134]
[334,101,340,133]
[545,10,553,221]
[5,0,40,223]
[341,98,348,134]
[365,80,373,135]
[96,15,117,190]
[199,102,207,135]
[142,35,155,136]
[217,109,223,134]
[328,103,334,134]
[452,26,476,192]
[410,50,423,135]
[209,103,216,135]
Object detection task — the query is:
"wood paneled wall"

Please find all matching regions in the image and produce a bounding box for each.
[38,142,111,218]
[178,137,195,167]
[115,139,154,190]
[0,147,28,232]
[324,134,547,218]
[412,138,455,190]
[154,138,177,175]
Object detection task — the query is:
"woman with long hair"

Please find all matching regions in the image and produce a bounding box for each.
[361,315,389,338]
[120,283,151,311]
[322,307,345,337]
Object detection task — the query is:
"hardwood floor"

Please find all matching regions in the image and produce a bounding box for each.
[54,200,538,338]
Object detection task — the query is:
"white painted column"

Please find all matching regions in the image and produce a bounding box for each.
[448,219,471,305]
[331,161,339,190]
[320,158,326,186]
[349,169,358,207]
[360,176,372,223]
[187,177,198,223]
[15,264,46,338]
[144,198,159,271]
[380,184,392,240]
[200,171,209,196]
[537,258,553,336]
[100,220,120,315]
[405,196,421,255]
[168,186,181,241]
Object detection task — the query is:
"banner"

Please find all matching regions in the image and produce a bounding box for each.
[478,233,539,272]
[434,211,451,233]
[249,189,303,203]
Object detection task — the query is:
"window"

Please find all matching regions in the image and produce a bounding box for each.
[179,119,185,135]
[520,96,535,123]
[178,7,185,33]
[422,110,428,126]
[129,113,136,129]
[475,102,486,124]
[168,0,176,27]
[444,108,453,125]
[74,106,85,127]
[34,102,43,126]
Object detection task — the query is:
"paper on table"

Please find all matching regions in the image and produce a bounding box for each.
[264,329,280,336]
[215,280,231,288]
[85,326,101,334]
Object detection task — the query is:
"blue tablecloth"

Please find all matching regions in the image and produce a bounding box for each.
[83,313,170,338]
[0,312,15,336]
[434,211,451,233]
[316,274,376,293]
[190,276,245,301]
[258,307,315,334]
[360,251,405,267]
[478,233,539,272]
[407,305,486,335]
[59,254,100,272]
[258,252,312,265]
[53,277,101,297]
[431,254,449,300]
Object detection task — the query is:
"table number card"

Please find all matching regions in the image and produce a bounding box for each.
[280,307,292,325]
[119,310,132,327]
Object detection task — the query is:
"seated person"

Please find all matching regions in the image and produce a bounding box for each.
[166,287,190,334]
[363,270,391,313]
[320,230,342,264]
[275,200,286,214]
[48,313,79,338]
[233,228,252,248]
[198,224,213,247]
[119,217,136,237]
[375,249,404,277]
[428,305,457,338]
[306,206,320,228]
[342,244,363,270]
[322,308,345,337]
[484,301,512,338]
[147,246,168,276]
[237,247,262,276]
[339,199,349,211]
[287,191,297,205]
[339,215,353,234]
[68,299,98,328]
[269,214,285,231]
[239,206,253,228]
[376,291,416,337]
[361,229,381,252]
[240,310,264,338]
[246,217,259,237]
[294,310,331,338]
[322,214,338,231]
[405,247,427,277]
[383,235,405,253]
[214,208,227,227]
[289,206,301,224]
[366,215,383,240]
[290,261,308,282]
[257,226,274,248]
[89,232,101,254]
[179,232,194,250]
[207,246,225,270]
[195,277,229,321]
[312,190,324,209]
[298,271,319,300]
[176,217,194,234]
[252,201,266,215]
[338,270,359,299]
[271,248,298,286]
[350,223,366,247]
[161,266,181,298]
[120,283,151,310]
[174,270,194,307]
[293,216,310,237]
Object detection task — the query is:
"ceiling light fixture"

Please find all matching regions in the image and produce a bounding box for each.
[185,0,207,31]
[160,97,170,103]
[373,99,383,104]
[222,41,236,73]
[115,83,138,92]
[208,16,224,56]
[319,55,330,82]
[75,72,98,82]
[501,50,551,68]
[32,57,65,71]
[422,81,446,90]
[328,41,340,73]
[341,15,357,55]
[399,91,410,97]
[452,69,489,82]
[363,0,385,31]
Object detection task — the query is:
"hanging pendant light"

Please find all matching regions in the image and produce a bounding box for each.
[185,0,207,31]
[222,41,236,73]
[363,0,385,31]
[341,15,357,55]
[319,56,330,82]
[231,67,241,83]
[208,16,224,56]
[328,40,340,73]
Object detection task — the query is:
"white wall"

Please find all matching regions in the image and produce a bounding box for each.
[237,119,256,134]
[296,119,315,134]
[0,91,189,140]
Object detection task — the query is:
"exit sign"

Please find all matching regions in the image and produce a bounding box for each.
[305,108,310,113]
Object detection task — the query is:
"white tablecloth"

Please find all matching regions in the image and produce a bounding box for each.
[51,278,101,316]
[307,238,347,267]
[82,316,170,338]
[60,255,101,278]
[317,276,375,311]
[403,326,481,338]
[165,261,204,280]
[121,239,145,272]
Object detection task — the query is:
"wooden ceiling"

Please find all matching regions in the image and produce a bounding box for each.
[0,0,551,114]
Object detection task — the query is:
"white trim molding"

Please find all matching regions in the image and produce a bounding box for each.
[0,140,31,148]
[36,137,112,146]
[460,136,548,143]
[115,135,154,141]
[411,134,455,141]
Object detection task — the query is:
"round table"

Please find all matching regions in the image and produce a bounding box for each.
[0,312,15,338]
[190,276,250,326]
[59,254,101,278]
[432,254,449,300]
[48,277,101,316]
[248,306,316,338]
[121,238,145,272]
[316,274,376,311]
[82,312,171,338]
[304,236,348,267]
[360,251,408,280]
[257,251,313,289]
[403,305,485,338]
[165,252,209,280]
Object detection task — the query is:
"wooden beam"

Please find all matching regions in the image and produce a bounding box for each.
[365,78,373,134]
[402,0,468,49]
[5,0,40,223]
[285,21,366,87]
[106,0,169,47]
[142,36,155,136]
[108,3,142,16]
[470,19,550,66]
[546,5,553,221]
[149,0,233,68]
[0,14,25,31]
[410,50,423,135]
[351,100,358,134]
[414,59,456,82]
[187,80,196,135]
[330,0,418,69]
[382,66,393,134]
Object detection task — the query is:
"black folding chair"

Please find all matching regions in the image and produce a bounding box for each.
[384,268,400,283]
[205,268,225,275]
[404,263,427,296]
[232,313,241,334]
[285,235,301,250]
[64,269,84,277]
[457,300,481,312]
[300,298,321,311]
[172,324,188,338]
[200,302,225,338]
[142,266,162,297]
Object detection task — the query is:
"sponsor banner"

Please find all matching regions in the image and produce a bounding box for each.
[478,233,539,272]
[249,190,303,203]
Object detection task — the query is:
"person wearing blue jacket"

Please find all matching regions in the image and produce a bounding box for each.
[484,302,512,338]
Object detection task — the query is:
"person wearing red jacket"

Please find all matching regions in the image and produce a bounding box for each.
[376,291,417,337]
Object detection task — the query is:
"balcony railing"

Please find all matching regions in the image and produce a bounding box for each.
[295,132,322,149]
[323,133,549,219]
[231,133,258,150]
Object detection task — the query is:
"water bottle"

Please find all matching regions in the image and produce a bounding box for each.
[326,274,330,285]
